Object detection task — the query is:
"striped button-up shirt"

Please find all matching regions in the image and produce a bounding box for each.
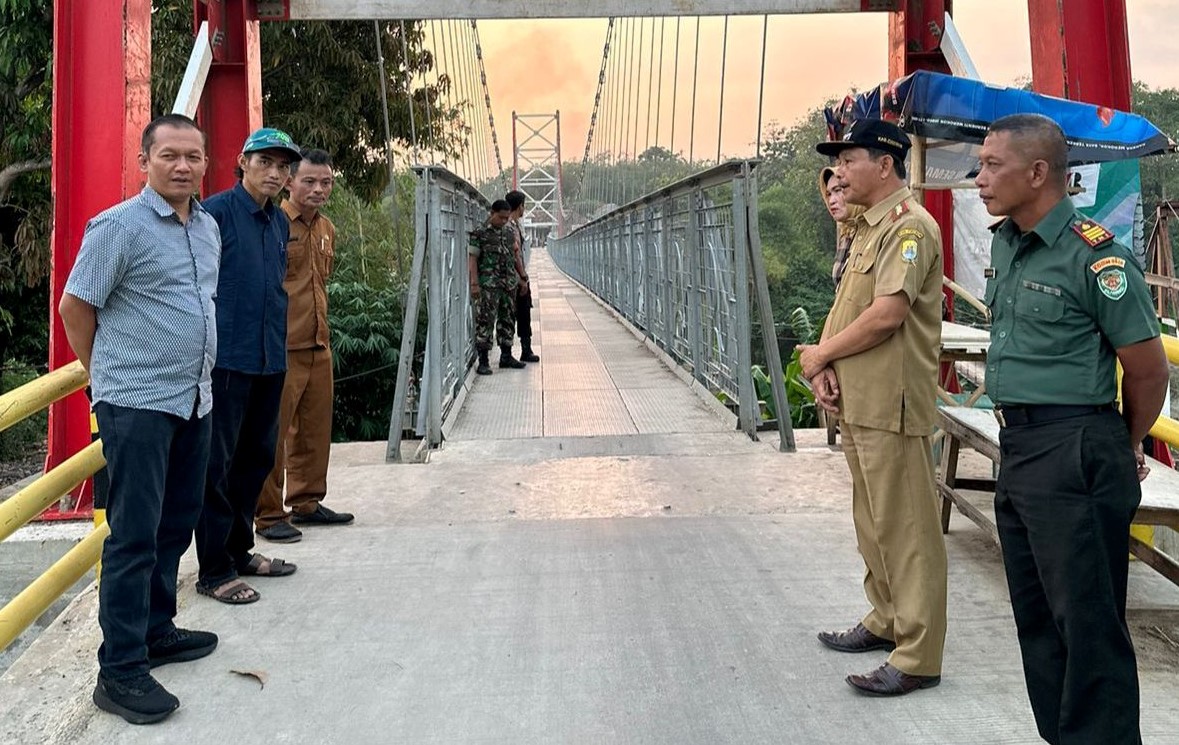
[64,186,221,418]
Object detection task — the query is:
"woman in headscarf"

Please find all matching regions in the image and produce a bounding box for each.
[819,165,866,289]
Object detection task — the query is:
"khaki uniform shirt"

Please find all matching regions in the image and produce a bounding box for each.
[822,187,943,435]
[281,200,334,350]
[984,197,1158,405]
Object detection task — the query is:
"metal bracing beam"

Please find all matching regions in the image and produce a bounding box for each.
[513,112,563,242]
[196,0,264,195]
[281,0,899,20]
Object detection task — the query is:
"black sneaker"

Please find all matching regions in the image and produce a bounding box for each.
[291,504,355,525]
[256,521,303,543]
[148,627,218,668]
[93,673,179,725]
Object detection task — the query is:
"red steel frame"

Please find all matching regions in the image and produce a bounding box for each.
[46,0,1134,515]
[45,0,153,518]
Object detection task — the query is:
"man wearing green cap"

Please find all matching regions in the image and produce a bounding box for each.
[195,127,303,604]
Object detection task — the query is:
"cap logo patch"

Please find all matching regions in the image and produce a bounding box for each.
[1089,256,1126,274]
[1072,220,1113,248]
[1097,268,1127,300]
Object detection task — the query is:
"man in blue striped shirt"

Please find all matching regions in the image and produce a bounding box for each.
[60,114,220,724]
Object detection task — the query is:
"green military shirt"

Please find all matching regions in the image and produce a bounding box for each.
[823,186,944,435]
[467,221,518,291]
[984,197,1158,405]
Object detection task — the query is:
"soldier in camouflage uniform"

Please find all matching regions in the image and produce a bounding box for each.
[468,200,527,375]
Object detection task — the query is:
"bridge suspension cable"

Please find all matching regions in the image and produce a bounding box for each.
[400,18,502,192]
[567,13,771,229]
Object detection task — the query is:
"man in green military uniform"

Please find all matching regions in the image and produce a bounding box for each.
[799,119,948,696]
[469,200,527,375]
[976,113,1168,744]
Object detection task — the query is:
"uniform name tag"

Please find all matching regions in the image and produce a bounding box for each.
[1089,256,1126,274]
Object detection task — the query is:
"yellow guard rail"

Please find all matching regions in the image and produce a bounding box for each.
[0,361,106,652]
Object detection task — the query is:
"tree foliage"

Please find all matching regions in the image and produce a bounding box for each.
[151,4,459,201]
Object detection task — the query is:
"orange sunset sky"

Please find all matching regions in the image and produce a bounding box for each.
[468,0,1179,165]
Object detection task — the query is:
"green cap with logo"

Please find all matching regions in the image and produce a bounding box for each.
[241,127,302,161]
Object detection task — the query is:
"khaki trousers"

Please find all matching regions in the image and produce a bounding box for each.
[255,347,333,529]
[841,421,947,676]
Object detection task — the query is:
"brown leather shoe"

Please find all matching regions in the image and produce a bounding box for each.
[846,663,941,696]
[817,623,896,653]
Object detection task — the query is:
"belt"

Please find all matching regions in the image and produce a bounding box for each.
[993,403,1117,428]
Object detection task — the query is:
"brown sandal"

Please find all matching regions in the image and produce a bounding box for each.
[196,578,260,604]
[239,553,297,577]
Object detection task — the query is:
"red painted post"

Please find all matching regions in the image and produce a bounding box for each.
[1027,0,1132,110]
[888,1,955,302]
[47,0,153,517]
[195,0,264,194]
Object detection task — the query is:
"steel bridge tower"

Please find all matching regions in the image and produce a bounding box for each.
[512,112,564,244]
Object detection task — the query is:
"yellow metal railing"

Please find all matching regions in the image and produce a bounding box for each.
[1147,336,1179,448]
[0,361,105,652]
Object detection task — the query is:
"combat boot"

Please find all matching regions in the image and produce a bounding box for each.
[499,344,526,369]
[520,338,540,363]
[476,349,493,375]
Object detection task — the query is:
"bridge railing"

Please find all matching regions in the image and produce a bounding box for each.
[550,160,793,450]
[0,361,107,652]
[387,166,490,462]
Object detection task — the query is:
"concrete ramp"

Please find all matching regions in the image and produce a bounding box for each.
[3,250,1179,744]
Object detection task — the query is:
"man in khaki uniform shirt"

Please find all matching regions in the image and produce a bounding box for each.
[255,149,354,543]
[799,119,947,696]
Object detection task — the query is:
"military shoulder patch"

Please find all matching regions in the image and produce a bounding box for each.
[897,227,924,240]
[1089,256,1126,274]
[1072,220,1114,248]
[1096,268,1127,300]
[890,201,910,222]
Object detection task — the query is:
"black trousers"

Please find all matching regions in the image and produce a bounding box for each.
[94,402,209,681]
[195,368,285,588]
[995,410,1142,745]
[516,286,533,341]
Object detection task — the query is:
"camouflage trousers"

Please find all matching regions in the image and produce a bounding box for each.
[475,286,516,351]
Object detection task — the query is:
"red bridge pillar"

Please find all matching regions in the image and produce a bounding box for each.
[195,0,264,194]
[48,0,153,513]
[888,1,955,307]
[1028,0,1132,110]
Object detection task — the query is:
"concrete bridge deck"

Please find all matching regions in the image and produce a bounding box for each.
[2,250,1178,744]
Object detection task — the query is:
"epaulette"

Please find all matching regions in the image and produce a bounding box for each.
[1072,219,1114,249]
[889,201,910,222]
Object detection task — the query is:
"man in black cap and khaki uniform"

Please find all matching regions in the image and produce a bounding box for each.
[798,119,948,696]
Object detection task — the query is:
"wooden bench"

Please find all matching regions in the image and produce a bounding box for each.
[937,406,1179,586]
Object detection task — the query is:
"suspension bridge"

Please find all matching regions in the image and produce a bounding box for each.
[3,1,1179,743]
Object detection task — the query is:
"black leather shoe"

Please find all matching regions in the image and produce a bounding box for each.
[256,521,303,543]
[93,673,179,724]
[148,627,218,668]
[817,623,896,653]
[846,663,941,696]
[291,504,355,525]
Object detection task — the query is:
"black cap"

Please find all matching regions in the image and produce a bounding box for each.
[816,119,911,161]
